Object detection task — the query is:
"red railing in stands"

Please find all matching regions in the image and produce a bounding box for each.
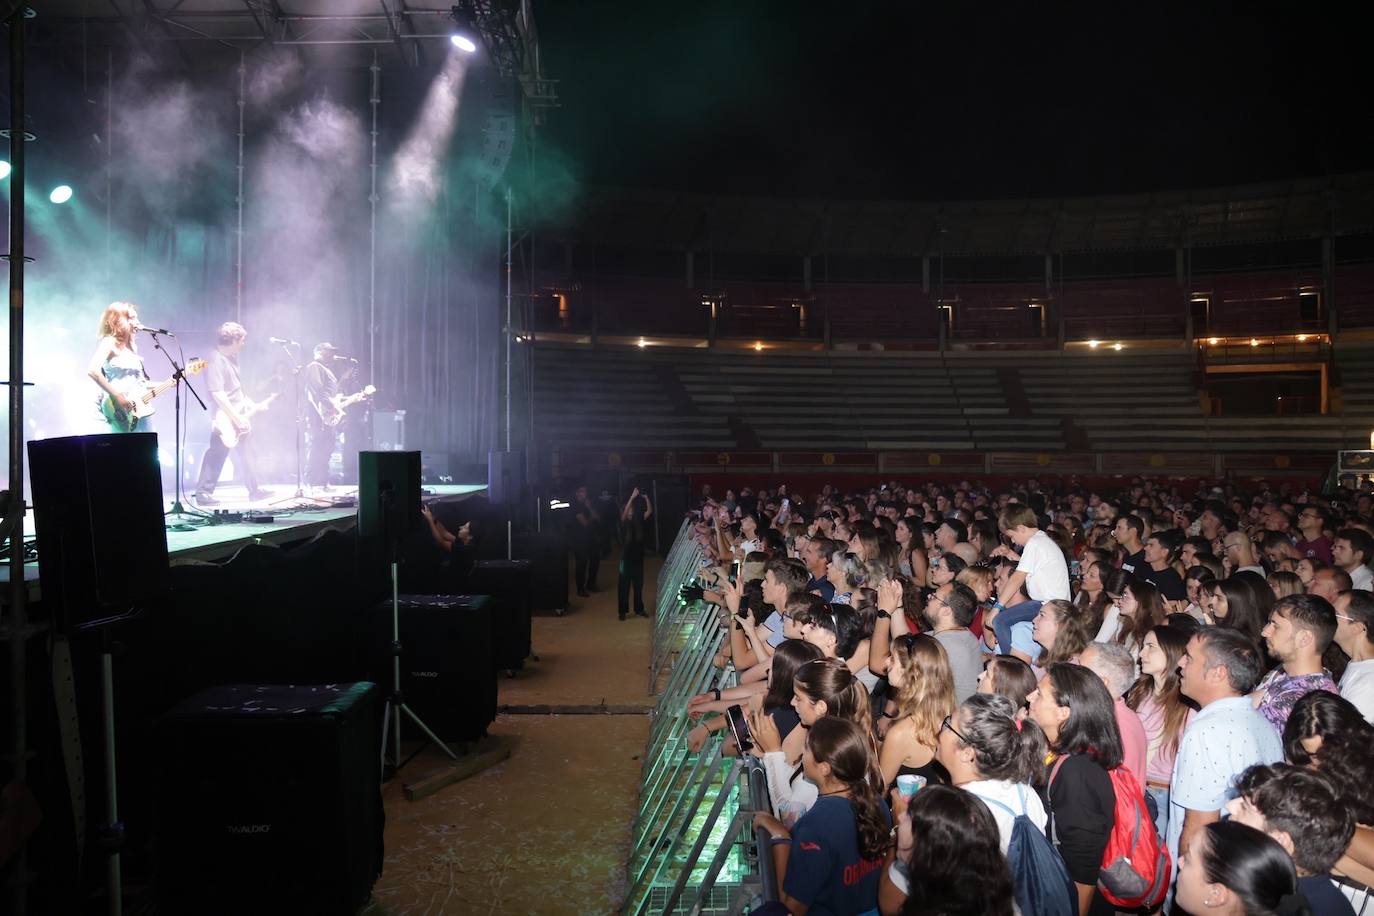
[1198,270,1325,334]
[529,264,1374,341]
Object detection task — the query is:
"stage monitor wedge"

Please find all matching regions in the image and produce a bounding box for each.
[27,432,170,632]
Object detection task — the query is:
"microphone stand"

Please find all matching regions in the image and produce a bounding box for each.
[271,341,328,508]
[146,330,209,523]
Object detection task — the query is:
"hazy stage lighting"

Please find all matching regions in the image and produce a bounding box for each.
[0,160,10,179]
[49,185,73,204]
[450,34,477,53]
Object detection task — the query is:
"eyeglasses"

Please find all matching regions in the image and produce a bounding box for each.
[1335,612,1357,622]
[940,714,970,744]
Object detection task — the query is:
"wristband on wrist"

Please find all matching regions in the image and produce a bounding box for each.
[769,836,791,847]
[712,687,722,701]
[876,610,891,620]
[991,600,1005,612]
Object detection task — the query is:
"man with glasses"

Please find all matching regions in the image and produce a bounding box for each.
[922,582,983,703]
[1221,532,1265,576]
[1334,589,1374,722]
[1295,505,1335,564]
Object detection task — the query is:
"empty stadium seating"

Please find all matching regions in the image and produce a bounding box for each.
[532,342,1374,458]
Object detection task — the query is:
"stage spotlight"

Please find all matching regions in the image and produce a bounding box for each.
[49,185,73,204]
[0,160,10,179]
[449,4,478,53]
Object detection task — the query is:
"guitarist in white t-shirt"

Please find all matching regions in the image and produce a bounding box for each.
[193,322,269,505]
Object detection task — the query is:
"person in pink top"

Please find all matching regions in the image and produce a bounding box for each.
[1079,642,1148,788]
[1125,623,1197,839]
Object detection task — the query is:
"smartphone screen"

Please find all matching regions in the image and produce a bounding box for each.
[726,704,754,753]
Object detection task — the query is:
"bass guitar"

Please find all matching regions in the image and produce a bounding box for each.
[212,393,279,448]
[101,359,208,433]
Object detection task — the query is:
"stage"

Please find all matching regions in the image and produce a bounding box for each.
[2,482,487,592]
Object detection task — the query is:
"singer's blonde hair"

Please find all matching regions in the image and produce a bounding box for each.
[97,302,139,347]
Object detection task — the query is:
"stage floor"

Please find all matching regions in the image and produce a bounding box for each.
[3,482,486,589]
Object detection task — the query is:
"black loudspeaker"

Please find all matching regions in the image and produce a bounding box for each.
[156,682,383,915]
[374,595,497,741]
[513,531,570,615]
[358,450,421,542]
[487,448,525,505]
[470,560,533,671]
[26,433,170,631]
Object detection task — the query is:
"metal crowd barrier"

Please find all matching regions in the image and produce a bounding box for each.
[623,524,782,915]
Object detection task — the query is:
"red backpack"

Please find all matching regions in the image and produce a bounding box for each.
[1049,758,1172,909]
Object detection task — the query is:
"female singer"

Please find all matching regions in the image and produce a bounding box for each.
[87,301,151,433]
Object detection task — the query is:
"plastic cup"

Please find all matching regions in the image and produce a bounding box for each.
[896,774,926,797]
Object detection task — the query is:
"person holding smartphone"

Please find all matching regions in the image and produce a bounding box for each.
[618,487,653,620]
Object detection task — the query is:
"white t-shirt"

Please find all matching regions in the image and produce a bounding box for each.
[964,779,1048,853]
[1016,530,1071,602]
[1351,564,1374,591]
[1340,658,1374,723]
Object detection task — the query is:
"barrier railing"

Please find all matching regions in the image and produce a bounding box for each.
[623,525,782,915]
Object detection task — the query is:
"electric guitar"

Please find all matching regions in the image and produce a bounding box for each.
[101,359,208,432]
[212,393,279,448]
[315,384,376,427]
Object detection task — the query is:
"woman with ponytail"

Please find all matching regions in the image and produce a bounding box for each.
[934,693,1049,850]
[1175,821,1306,916]
[750,657,874,827]
[755,715,890,916]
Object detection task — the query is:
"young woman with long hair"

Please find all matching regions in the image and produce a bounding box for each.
[687,638,824,754]
[878,634,955,787]
[880,784,1015,916]
[895,517,929,587]
[755,716,891,916]
[1124,624,1196,838]
[1088,565,1131,637]
[752,657,874,826]
[1022,598,1093,668]
[1205,577,1267,648]
[1028,663,1124,915]
[1183,566,1216,621]
[976,655,1039,713]
[1073,551,1112,610]
[1103,577,1166,651]
[87,301,157,433]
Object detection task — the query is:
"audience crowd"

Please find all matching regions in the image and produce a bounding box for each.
[676,476,1374,915]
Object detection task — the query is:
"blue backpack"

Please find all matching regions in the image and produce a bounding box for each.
[979,785,1079,916]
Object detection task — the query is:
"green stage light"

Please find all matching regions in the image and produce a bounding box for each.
[0,160,10,180]
[49,185,73,204]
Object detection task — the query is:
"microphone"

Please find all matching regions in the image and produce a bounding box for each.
[133,322,175,336]
[269,336,300,346]
[340,356,359,364]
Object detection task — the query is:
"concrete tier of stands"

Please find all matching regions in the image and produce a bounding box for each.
[532,343,1374,454]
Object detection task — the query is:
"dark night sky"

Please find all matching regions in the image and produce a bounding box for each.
[535,2,1373,201]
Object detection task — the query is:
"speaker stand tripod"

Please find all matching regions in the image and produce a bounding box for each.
[93,628,125,916]
[374,499,513,800]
